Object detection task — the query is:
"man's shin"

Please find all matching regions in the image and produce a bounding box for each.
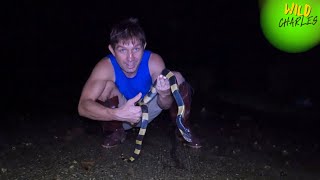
[96,96,122,134]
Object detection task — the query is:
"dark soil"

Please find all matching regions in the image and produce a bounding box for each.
[1,95,319,180]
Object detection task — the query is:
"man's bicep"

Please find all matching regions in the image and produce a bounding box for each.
[91,59,114,82]
[80,79,107,101]
[80,59,113,100]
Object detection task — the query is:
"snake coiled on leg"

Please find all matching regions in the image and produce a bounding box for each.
[123,68,192,162]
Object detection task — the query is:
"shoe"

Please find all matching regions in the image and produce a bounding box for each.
[175,129,202,148]
[102,128,126,148]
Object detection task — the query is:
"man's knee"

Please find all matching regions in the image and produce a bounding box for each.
[172,71,185,85]
[105,80,116,89]
[105,81,118,94]
[101,81,123,103]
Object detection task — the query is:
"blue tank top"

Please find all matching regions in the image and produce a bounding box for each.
[108,50,152,99]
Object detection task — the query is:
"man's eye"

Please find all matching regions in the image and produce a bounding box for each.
[119,49,126,53]
[133,48,140,52]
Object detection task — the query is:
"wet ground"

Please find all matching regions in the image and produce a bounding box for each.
[1,94,320,180]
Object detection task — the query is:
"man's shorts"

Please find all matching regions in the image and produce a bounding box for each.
[120,95,163,130]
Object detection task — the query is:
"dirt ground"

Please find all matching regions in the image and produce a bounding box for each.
[1,96,320,180]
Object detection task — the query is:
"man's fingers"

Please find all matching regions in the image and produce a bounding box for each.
[160,78,164,87]
[135,106,142,114]
[157,75,165,87]
[157,75,170,91]
[132,111,142,123]
[134,92,142,101]
[132,106,142,117]
[128,92,142,105]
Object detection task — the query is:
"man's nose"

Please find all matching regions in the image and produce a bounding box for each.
[128,51,133,61]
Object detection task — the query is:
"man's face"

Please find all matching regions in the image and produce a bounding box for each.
[110,39,145,77]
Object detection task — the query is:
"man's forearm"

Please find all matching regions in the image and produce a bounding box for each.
[78,100,119,121]
[157,94,173,110]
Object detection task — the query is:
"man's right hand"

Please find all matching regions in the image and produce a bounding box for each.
[115,93,142,124]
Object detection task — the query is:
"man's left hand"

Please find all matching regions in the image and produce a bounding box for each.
[156,74,171,97]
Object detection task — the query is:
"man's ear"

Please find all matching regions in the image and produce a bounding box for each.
[108,45,115,56]
[144,43,147,49]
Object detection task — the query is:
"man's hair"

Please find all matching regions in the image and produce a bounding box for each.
[109,17,146,49]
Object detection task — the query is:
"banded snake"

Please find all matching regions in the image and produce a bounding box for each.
[124,68,192,162]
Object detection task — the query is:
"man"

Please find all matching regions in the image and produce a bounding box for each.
[78,17,201,149]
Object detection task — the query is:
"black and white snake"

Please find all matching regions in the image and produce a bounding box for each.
[124,68,192,162]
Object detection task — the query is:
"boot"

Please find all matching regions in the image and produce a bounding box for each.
[97,96,126,148]
[169,81,202,148]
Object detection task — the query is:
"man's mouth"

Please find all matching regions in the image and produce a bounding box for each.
[126,62,135,69]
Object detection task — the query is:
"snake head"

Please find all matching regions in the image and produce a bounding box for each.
[179,129,192,142]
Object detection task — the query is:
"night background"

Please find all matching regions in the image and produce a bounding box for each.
[3,0,320,113]
[1,0,320,179]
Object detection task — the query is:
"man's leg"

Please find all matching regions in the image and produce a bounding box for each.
[96,81,126,148]
[169,71,202,148]
[122,95,162,130]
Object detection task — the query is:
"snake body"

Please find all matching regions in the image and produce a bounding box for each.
[126,68,192,162]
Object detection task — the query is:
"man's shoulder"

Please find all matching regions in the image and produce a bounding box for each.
[90,57,115,81]
[96,57,112,68]
[149,52,164,65]
[148,51,165,79]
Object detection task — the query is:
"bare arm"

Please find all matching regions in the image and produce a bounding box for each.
[78,80,119,121]
[149,53,173,110]
[78,59,119,121]
[79,87,142,122]
[78,58,142,123]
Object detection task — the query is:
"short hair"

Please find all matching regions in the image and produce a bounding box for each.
[109,18,146,49]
